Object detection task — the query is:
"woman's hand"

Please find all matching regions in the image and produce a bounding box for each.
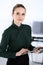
[33,47,42,53]
[16,48,30,56]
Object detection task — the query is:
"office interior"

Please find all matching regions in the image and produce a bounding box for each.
[0,0,43,65]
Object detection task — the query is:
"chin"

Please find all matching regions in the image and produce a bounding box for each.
[18,21,23,23]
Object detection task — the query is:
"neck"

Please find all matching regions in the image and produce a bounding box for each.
[13,21,21,27]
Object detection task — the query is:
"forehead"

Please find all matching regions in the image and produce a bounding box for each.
[14,7,26,13]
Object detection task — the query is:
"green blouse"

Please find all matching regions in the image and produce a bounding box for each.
[0,23,34,58]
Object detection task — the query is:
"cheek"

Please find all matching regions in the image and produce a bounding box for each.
[13,15,17,19]
[14,14,19,19]
[22,16,25,19]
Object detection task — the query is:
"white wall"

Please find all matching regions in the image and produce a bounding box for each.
[0,0,43,41]
[0,0,43,65]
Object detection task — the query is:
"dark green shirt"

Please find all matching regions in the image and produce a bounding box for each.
[0,23,34,58]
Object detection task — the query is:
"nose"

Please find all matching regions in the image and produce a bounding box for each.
[18,15,23,19]
[19,14,22,17]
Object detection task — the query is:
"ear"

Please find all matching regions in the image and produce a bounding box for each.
[12,13,14,18]
[11,13,14,21]
[12,13,13,17]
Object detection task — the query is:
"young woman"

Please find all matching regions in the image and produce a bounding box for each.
[0,4,40,65]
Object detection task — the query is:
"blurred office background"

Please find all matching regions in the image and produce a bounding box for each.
[0,0,43,65]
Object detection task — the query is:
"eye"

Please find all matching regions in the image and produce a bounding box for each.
[22,13,25,15]
[16,12,20,15]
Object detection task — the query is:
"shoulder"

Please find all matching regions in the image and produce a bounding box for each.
[3,25,12,35]
[22,24,31,34]
[22,24,31,30]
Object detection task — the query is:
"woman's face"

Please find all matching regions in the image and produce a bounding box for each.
[12,7,26,24]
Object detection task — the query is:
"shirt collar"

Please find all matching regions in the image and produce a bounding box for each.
[12,21,22,29]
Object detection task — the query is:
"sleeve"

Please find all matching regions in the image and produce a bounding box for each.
[0,30,16,58]
[26,26,35,51]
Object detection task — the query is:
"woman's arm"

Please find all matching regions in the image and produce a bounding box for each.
[0,30,16,58]
[26,26,35,51]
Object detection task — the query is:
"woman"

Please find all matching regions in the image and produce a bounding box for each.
[0,4,40,65]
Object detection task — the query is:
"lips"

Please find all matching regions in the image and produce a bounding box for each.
[18,19,22,21]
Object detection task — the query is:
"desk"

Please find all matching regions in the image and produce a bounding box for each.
[29,61,43,65]
[28,53,43,65]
